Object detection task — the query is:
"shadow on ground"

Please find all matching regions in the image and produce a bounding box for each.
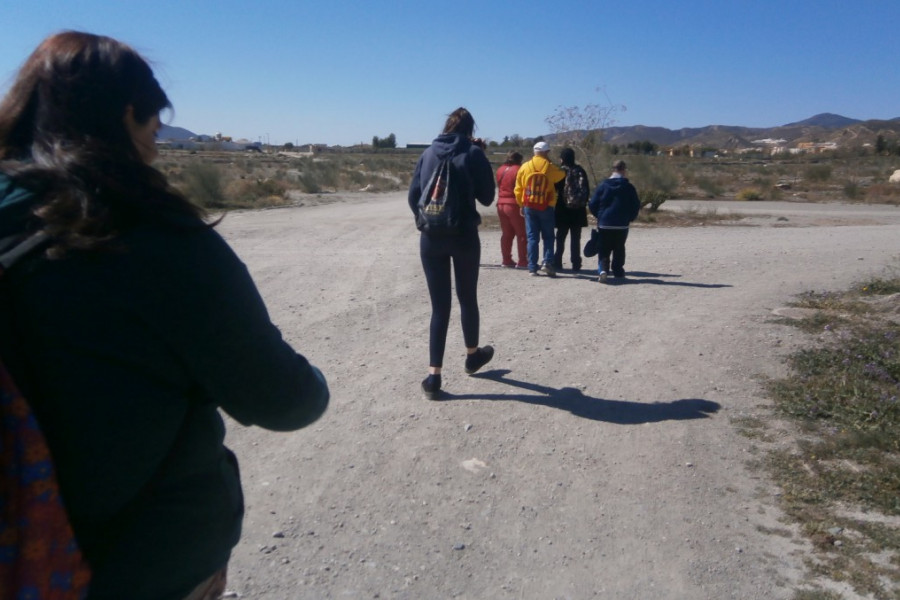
[601,271,732,289]
[480,266,732,288]
[440,369,721,424]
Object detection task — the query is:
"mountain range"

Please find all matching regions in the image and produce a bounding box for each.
[582,113,900,150]
[157,124,196,141]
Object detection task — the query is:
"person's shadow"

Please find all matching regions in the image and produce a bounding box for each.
[441,369,720,424]
[568,270,732,288]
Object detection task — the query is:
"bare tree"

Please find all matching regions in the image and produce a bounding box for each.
[544,87,626,182]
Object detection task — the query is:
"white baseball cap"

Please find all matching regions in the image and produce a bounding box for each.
[533,141,550,153]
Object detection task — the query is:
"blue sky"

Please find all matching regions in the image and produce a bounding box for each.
[2,1,898,146]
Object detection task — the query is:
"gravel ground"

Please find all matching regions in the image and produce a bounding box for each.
[212,194,900,599]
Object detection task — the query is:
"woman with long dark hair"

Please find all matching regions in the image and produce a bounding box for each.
[0,32,329,599]
[408,107,496,399]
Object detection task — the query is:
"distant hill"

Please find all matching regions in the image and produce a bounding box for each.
[550,114,900,150]
[158,124,196,140]
[782,113,861,128]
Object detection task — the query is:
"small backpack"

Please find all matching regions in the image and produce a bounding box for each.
[0,233,91,600]
[417,155,462,235]
[563,166,590,209]
[521,164,552,210]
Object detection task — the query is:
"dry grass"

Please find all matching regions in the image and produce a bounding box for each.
[157,147,900,212]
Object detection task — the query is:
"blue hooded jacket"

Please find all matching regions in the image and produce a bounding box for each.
[407,133,495,233]
[588,175,641,229]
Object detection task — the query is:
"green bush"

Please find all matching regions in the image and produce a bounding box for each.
[629,156,679,196]
[640,189,668,212]
[804,164,832,183]
[696,176,723,198]
[297,174,321,194]
[843,180,862,200]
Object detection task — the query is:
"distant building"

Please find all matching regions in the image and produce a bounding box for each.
[795,141,838,153]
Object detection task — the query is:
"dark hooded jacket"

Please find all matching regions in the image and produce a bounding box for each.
[0,172,329,600]
[588,174,641,229]
[554,164,590,228]
[407,133,495,234]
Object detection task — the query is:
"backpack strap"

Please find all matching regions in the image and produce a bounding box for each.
[0,229,91,597]
[497,166,510,186]
[0,232,50,274]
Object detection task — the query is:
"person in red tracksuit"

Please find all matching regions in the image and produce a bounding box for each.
[495,151,526,268]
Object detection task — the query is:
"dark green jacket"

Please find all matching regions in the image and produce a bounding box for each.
[0,173,329,599]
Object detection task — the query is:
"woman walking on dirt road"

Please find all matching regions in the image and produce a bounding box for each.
[408,107,496,400]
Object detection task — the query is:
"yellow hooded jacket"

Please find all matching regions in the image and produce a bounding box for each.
[514,155,566,209]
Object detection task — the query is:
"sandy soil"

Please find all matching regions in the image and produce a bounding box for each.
[213,194,900,599]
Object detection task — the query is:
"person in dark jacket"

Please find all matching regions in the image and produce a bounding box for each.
[588,160,641,283]
[0,32,329,600]
[408,108,495,400]
[553,148,590,271]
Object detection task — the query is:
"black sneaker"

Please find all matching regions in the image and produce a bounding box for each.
[465,346,494,374]
[421,374,442,400]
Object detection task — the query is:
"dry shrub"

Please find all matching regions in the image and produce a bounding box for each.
[736,187,764,201]
[224,177,291,208]
[179,163,226,208]
[863,183,900,205]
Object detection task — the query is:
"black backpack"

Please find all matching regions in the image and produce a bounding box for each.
[563,166,590,209]
[417,155,463,235]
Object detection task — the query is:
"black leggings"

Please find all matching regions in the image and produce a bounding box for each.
[420,232,481,368]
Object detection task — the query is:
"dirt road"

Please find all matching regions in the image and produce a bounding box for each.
[214,194,900,599]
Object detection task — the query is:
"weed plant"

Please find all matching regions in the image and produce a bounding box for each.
[765,274,900,598]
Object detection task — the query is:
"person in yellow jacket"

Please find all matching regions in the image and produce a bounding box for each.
[514,141,566,276]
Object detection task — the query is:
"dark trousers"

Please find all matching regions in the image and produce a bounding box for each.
[597,228,629,276]
[420,232,481,368]
[554,224,583,269]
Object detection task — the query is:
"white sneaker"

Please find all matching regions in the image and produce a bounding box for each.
[598,271,608,283]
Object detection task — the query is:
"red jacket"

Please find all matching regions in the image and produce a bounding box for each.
[495,164,520,206]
